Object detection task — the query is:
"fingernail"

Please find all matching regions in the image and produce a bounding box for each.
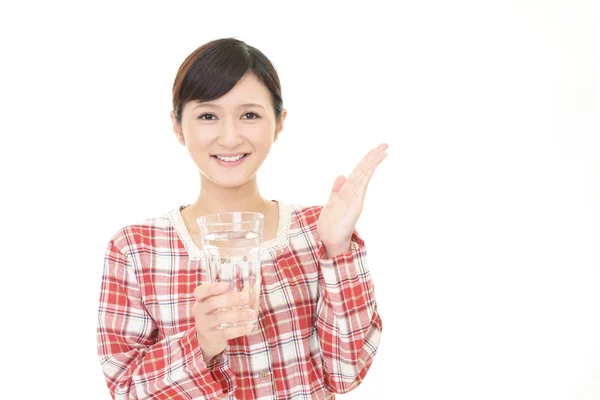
[240,293,248,302]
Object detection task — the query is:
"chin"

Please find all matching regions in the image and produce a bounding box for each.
[206,174,256,189]
[213,180,248,189]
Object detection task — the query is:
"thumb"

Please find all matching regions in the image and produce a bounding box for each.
[330,175,347,197]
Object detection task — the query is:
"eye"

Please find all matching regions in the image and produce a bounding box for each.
[242,112,260,120]
[198,113,217,121]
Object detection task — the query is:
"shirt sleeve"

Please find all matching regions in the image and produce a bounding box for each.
[97,237,237,399]
[315,230,383,394]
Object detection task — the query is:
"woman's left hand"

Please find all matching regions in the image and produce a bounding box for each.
[317,143,389,258]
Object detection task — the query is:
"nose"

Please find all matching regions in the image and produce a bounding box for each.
[217,119,243,148]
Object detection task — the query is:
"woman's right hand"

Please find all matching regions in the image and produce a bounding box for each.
[192,283,257,365]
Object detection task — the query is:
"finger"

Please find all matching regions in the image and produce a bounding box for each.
[349,155,387,203]
[199,291,249,314]
[361,144,388,177]
[357,147,388,190]
[194,282,230,302]
[241,283,259,309]
[329,175,347,197]
[348,144,388,192]
[210,308,257,330]
[346,144,386,188]
[248,286,259,309]
[222,322,255,340]
[346,154,369,187]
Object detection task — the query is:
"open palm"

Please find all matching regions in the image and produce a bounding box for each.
[317,143,389,257]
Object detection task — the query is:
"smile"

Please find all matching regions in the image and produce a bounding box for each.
[211,153,250,167]
[214,154,245,162]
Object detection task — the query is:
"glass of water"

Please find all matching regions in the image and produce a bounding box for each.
[197,212,263,330]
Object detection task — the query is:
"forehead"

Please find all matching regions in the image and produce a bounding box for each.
[191,72,271,109]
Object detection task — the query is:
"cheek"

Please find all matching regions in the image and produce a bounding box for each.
[184,125,214,146]
[247,122,276,144]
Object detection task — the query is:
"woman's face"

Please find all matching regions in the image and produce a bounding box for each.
[171,72,286,189]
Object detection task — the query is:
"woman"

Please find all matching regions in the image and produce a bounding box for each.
[97,37,388,399]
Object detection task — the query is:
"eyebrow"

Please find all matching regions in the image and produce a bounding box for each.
[192,102,266,111]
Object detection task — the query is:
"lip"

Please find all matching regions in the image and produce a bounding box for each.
[211,153,250,167]
[211,153,248,157]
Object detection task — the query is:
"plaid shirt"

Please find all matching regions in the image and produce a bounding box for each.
[97,201,382,399]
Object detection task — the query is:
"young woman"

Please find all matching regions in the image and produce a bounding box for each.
[97,37,388,400]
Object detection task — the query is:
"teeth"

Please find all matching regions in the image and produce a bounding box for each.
[216,154,245,162]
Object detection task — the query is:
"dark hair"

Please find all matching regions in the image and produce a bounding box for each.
[172,38,283,124]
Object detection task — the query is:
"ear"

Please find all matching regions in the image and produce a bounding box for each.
[274,109,287,142]
[170,110,185,146]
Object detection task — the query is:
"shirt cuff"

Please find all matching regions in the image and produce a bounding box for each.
[317,233,367,285]
[183,326,236,396]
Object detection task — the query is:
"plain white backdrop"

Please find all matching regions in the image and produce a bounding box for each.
[0,1,598,399]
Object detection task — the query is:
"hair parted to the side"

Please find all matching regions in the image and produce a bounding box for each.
[172,38,283,124]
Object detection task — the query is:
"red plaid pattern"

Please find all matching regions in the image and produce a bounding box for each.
[97,202,382,399]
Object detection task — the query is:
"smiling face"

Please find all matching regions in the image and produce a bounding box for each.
[171,72,287,189]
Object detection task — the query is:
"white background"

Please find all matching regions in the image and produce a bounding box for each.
[0,1,599,399]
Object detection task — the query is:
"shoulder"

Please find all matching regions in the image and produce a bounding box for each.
[286,203,324,231]
[105,207,180,255]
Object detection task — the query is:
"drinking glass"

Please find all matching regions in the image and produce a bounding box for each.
[197,212,263,330]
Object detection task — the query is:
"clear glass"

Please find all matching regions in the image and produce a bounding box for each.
[197,212,263,330]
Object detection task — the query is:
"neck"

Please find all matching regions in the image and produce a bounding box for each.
[191,174,270,216]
